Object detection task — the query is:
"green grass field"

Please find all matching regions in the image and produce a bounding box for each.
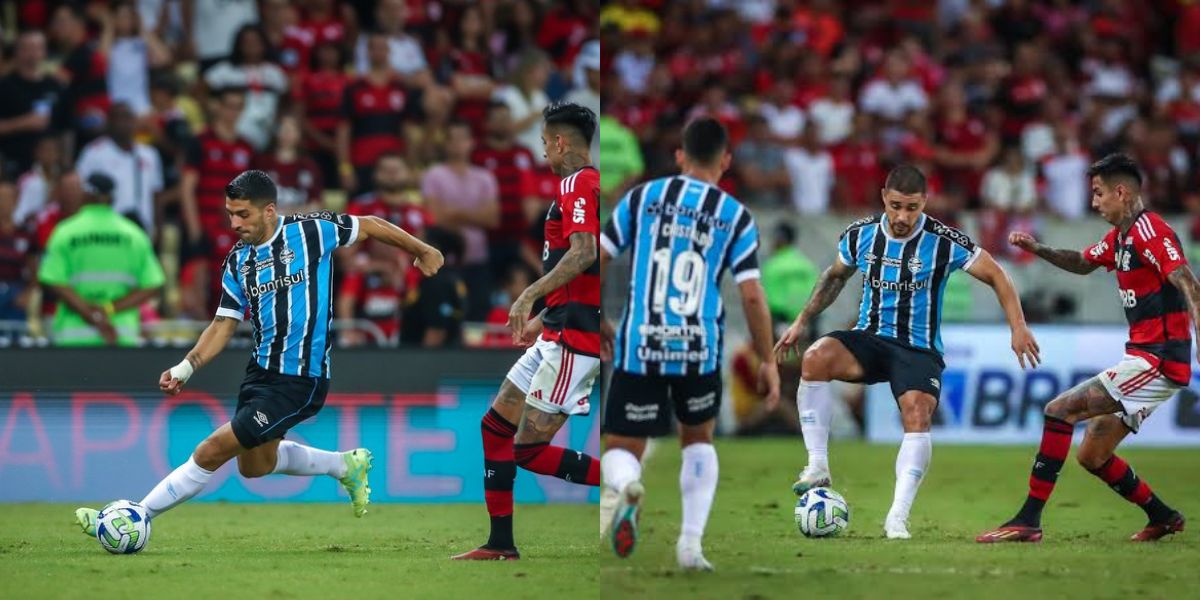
[602,439,1200,600]
[0,503,596,600]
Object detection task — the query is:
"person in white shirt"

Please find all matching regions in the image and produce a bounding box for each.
[1039,128,1090,220]
[75,103,163,235]
[980,145,1036,212]
[565,40,601,162]
[186,0,258,72]
[760,79,805,144]
[101,1,172,117]
[494,49,551,165]
[783,127,834,214]
[354,0,434,90]
[859,51,929,123]
[808,77,856,145]
[14,135,64,228]
[204,25,288,151]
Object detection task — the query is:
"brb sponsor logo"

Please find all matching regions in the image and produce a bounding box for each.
[932,368,1098,429]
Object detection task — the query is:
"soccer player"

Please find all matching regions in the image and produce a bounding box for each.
[601,117,782,571]
[451,102,602,561]
[773,164,1040,540]
[977,153,1193,543]
[73,169,444,535]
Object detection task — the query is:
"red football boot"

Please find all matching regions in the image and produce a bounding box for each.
[1131,512,1185,542]
[975,524,1044,543]
[450,546,521,560]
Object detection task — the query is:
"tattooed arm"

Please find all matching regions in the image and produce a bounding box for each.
[507,232,597,340]
[1009,231,1100,275]
[774,259,855,359]
[1167,266,1200,362]
[159,315,240,395]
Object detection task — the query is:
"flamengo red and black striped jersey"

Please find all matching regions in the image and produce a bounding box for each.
[185,131,254,232]
[1083,210,1193,385]
[541,165,601,357]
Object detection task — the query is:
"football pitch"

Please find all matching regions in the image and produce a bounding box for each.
[602,439,1200,599]
[0,503,596,599]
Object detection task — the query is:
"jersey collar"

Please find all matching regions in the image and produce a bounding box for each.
[255,216,284,250]
[879,213,926,243]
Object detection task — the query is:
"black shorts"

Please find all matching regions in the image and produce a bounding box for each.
[230,361,329,449]
[603,370,722,437]
[824,330,945,401]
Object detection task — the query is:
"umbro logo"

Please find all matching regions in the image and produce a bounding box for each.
[253,411,269,427]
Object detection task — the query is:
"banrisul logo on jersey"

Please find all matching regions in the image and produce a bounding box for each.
[247,271,306,298]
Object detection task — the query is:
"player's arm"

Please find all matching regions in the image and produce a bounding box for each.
[1166,266,1200,361]
[739,278,781,410]
[1009,231,1100,275]
[508,231,596,336]
[159,315,239,395]
[355,215,444,276]
[774,259,855,359]
[965,249,1041,368]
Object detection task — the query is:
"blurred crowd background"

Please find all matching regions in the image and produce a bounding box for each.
[0,0,599,348]
[599,0,1200,435]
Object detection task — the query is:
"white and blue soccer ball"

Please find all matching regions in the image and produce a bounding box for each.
[96,500,151,554]
[794,487,850,538]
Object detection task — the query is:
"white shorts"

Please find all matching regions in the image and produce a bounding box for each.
[505,337,599,416]
[1097,355,1182,433]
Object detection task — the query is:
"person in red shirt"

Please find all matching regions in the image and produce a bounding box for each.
[51,5,110,148]
[337,32,420,193]
[934,83,999,205]
[473,101,541,276]
[179,87,255,317]
[437,4,496,134]
[278,0,351,75]
[252,114,323,215]
[831,113,885,210]
[296,41,350,188]
[453,102,600,561]
[980,154,1195,544]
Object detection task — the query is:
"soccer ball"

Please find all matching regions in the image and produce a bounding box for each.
[96,500,151,554]
[794,487,850,538]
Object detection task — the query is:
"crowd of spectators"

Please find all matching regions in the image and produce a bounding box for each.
[0,0,599,347]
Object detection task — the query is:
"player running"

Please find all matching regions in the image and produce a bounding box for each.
[774,164,1040,539]
[977,153,1193,543]
[452,102,602,561]
[74,170,444,536]
[600,117,782,571]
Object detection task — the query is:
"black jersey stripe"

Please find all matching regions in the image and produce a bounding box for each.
[298,219,323,377]
[927,236,952,347]
[864,227,888,334]
[649,177,684,376]
[686,185,725,376]
[266,231,290,373]
[894,232,923,345]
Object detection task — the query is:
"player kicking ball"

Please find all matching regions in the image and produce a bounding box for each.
[452,102,602,561]
[978,153,1192,543]
[775,164,1040,540]
[74,170,444,537]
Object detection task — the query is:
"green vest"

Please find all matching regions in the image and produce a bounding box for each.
[37,204,165,346]
[761,246,819,323]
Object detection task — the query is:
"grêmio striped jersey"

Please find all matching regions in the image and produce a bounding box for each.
[217,211,360,378]
[840,213,980,354]
[602,175,761,376]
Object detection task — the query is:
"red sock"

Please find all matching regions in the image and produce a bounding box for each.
[481,409,516,548]
[1090,455,1175,522]
[514,442,600,486]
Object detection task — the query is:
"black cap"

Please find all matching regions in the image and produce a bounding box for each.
[84,173,116,196]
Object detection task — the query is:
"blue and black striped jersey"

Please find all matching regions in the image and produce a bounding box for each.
[839,213,980,354]
[602,175,760,376]
[217,211,360,378]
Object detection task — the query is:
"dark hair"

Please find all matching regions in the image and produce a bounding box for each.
[424,226,464,263]
[682,117,729,165]
[774,221,796,246]
[486,100,511,115]
[310,40,347,72]
[884,164,927,195]
[543,102,597,145]
[229,24,272,66]
[1087,153,1142,188]
[225,170,277,206]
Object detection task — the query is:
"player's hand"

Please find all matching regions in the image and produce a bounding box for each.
[758,360,781,411]
[514,316,542,347]
[1011,324,1041,369]
[773,320,806,361]
[159,369,184,395]
[1008,231,1039,253]
[507,291,535,342]
[414,246,444,276]
[600,319,616,362]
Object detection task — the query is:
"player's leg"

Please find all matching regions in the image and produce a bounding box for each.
[672,372,723,571]
[977,375,1120,542]
[511,344,602,485]
[794,332,871,495]
[1077,417,1184,541]
[884,390,937,540]
[602,370,671,558]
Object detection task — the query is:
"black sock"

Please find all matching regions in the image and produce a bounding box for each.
[1142,494,1175,524]
[486,515,514,550]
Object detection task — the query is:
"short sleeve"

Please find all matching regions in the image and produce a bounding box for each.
[561,169,598,239]
[313,212,360,252]
[216,250,248,321]
[1135,217,1189,276]
[1083,229,1118,272]
[837,231,855,267]
[939,225,982,271]
[600,186,636,257]
[36,229,69,286]
[728,207,761,283]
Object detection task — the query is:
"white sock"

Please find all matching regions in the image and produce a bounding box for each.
[601,447,642,495]
[140,456,214,519]
[888,432,932,522]
[272,441,347,478]
[679,443,718,542]
[798,379,831,471]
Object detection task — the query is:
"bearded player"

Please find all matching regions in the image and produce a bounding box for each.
[452,102,601,561]
[978,153,1192,543]
[74,170,444,537]
[774,164,1040,539]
